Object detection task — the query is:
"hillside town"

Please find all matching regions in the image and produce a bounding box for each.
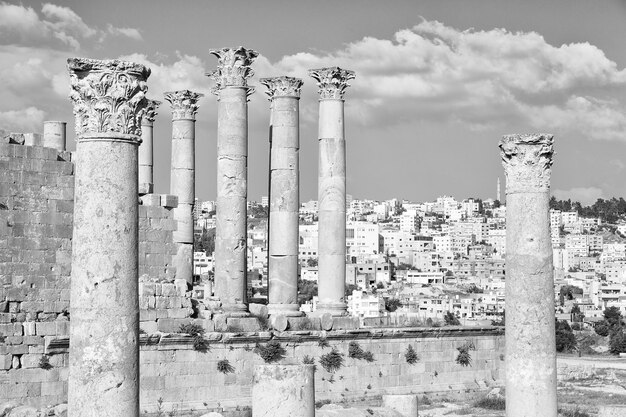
[192,192,626,327]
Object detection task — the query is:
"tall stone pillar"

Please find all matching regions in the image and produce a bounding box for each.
[164,90,203,285]
[43,121,67,151]
[500,134,557,417]
[138,99,161,195]
[208,47,258,316]
[309,67,355,316]
[67,58,150,417]
[260,76,303,316]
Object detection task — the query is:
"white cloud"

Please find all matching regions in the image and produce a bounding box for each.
[0,107,46,132]
[262,19,626,139]
[0,2,142,50]
[117,53,212,100]
[107,25,142,41]
[553,187,604,205]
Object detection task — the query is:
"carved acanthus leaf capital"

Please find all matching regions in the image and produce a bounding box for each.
[208,46,258,94]
[163,90,203,120]
[68,57,151,139]
[308,67,355,100]
[500,134,554,193]
[260,76,303,100]
[142,99,161,124]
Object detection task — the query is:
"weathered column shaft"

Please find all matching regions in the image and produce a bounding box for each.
[500,134,557,417]
[164,90,202,285]
[309,67,355,316]
[67,57,150,417]
[261,77,303,316]
[138,100,160,195]
[209,47,258,315]
[252,365,315,417]
[43,121,66,151]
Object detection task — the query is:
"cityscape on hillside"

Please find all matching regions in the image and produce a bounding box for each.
[191,191,626,327]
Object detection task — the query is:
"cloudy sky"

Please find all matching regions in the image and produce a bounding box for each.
[1,0,626,204]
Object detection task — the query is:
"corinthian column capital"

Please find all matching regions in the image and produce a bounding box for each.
[68,57,151,140]
[500,134,554,193]
[142,99,161,125]
[208,46,258,95]
[163,90,203,120]
[309,67,355,100]
[260,76,303,100]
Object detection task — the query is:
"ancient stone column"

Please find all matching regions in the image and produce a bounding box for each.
[67,57,150,417]
[164,90,203,285]
[309,67,355,316]
[260,76,303,316]
[208,47,258,316]
[252,365,315,417]
[138,99,160,195]
[500,134,557,417]
[43,121,66,151]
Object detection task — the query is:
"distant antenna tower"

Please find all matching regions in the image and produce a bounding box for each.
[497,177,501,202]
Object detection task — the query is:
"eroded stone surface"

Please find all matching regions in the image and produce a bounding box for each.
[138,99,160,195]
[500,133,557,417]
[309,68,354,316]
[210,48,257,315]
[261,77,303,316]
[252,365,315,417]
[67,57,147,417]
[164,90,202,284]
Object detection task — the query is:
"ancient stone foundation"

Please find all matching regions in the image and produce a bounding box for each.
[252,364,315,417]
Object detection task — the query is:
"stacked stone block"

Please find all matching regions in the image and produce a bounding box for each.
[138,280,194,334]
[138,194,179,281]
[0,137,73,408]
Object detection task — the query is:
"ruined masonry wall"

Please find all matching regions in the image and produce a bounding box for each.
[0,142,74,404]
[0,328,504,412]
[0,138,180,406]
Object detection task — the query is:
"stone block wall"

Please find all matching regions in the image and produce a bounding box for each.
[0,140,73,404]
[137,328,504,414]
[0,327,504,412]
[0,136,181,408]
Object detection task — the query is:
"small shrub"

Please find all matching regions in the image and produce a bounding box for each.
[179,323,209,352]
[473,396,505,410]
[38,355,53,370]
[328,374,335,384]
[366,409,374,415]
[217,359,234,374]
[315,399,331,409]
[405,345,419,364]
[421,395,431,405]
[319,348,344,373]
[254,340,286,363]
[594,321,610,337]
[558,407,590,417]
[609,329,626,355]
[456,341,475,367]
[366,384,372,390]
[348,341,364,358]
[348,341,375,361]
[303,355,316,371]
[318,338,330,348]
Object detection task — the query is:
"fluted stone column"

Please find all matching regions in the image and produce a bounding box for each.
[253,365,315,417]
[208,47,258,316]
[500,134,557,417]
[43,121,66,151]
[67,58,150,417]
[309,67,355,316]
[164,90,203,285]
[138,99,160,195]
[260,76,303,316]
